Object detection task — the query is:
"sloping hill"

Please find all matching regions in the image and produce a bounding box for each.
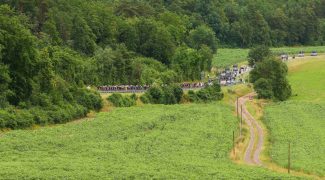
[0,103,300,179]
[264,56,325,177]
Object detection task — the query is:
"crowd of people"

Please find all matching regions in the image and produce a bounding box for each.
[97,85,151,92]
[219,65,250,86]
[97,82,207,93]
[180,82,206,89]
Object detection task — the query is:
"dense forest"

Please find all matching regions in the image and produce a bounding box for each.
[0,0,325,128]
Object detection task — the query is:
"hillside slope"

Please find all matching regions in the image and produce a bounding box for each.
[0,104,301,179]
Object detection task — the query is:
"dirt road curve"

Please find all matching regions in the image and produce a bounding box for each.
[237,93,264,166]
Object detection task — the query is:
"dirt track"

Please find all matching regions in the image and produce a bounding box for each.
[237,93,264,166]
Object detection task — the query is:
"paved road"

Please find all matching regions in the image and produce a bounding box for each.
[236,93,264,166]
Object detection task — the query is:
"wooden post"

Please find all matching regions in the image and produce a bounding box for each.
[236,97,239,119]
[240,105,243,137]
[233,131,235,156]
[288,142,291,174]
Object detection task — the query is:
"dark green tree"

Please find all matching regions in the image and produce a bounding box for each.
[248,45,272,66]
[187,25,218,53]
[71,16,96,55]
[250,58,292,101]
[253,78,273,99]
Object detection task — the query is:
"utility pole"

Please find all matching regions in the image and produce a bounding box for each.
[288,142,291,174]
[233,131,235,156]
[240,105,243,137]
[236,97,239,118]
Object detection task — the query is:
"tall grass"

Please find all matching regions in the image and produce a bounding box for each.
[264,58,325,176]
[0,104,299,179]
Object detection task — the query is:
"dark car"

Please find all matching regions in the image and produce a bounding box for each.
[311,51,318,56]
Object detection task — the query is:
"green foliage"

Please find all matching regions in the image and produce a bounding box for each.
[253,78,273,99]
[250,57,292,101]
[107,93,137,107]
[141,85,184,105]
[71,16,96,55]
[188,25,217,53]
[0,5,39,105]
[248,46,272,66]
[188,83,224,103]
[171,46,213,81]
[0,104,301,179]
[74,89,103,111]
[0,63,11,108]
[0,5,103,130]
[136,18,175,64]
[0,102,89,129]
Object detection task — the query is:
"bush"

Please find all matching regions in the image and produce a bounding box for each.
[140,85,184,105]
[140,94,150,104]
[162,86,177,105]
[0,110,13,129]
[74,89,103,111]
[15,110,34,129]
[107,93,137,107]
[188,90,199,102]
[248,45,272,66]
[29,108,50,125]
[254,78,274,99]
[0,89,102,130]
[147,87,164,104]
[188,82,223,103]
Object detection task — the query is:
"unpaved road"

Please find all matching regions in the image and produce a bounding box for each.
[236,93,264,166]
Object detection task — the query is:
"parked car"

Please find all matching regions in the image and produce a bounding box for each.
[298,51,304,57]
[311,51,318,56]
[281,53,289,61]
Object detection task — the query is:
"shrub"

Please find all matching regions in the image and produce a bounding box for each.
[254,78,274,99]
[188,82,223,103]
[140,94,150,104]
[15,110,34,129]
[107,93,137,107]
[147,86,164,104]
[140,85,184,105]
[74,89,103,111]
[162,86,177,105]
[29,108,50,125]
[0,110,13,129]
[188,90,199,102]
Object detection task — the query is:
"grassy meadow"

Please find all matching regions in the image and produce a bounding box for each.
[213,48,249,67]
[263,56,325,176]
[0,103,300,179]
[214,46,325,68]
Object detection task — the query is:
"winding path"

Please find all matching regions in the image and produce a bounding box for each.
[236,93,264,166]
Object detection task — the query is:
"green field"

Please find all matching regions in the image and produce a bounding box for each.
[288,57,325,102]
[264,57,325,176]
[213,48,249,67]
[0,104,299,179]
[214,46,325,68]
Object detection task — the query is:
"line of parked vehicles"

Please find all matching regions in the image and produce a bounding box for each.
[281,50,318,61]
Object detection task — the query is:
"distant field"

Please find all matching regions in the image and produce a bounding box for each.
[264,56,325,176]
[287,57,325,102]
[0,104,299,179]
[213,46,325,68]
[213,48,249,67]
